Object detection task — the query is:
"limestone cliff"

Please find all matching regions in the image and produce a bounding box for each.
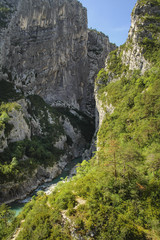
[121,2,151,73]
[0,94,94,203]
[95,0,155,131]
[0,0,88,111]
[86,30,116,116]
[95,0,160,153]
[2,0,160,238]
[0,0,115,116]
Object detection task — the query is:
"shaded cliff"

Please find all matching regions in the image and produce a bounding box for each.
[86,29,116,116]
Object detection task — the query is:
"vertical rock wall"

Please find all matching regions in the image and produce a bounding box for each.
[0,0,115,117]
[86,30,116,116]
[1,0,88,111]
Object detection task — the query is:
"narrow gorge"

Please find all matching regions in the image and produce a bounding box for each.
[0,0,115,203]
[1,0,160,239]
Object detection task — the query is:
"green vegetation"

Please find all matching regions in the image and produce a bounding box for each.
[95,48,129,91]
[0,95,63,183]
[6,62,160,238]
[0,137,63,184]
[132,0,160,62]
[139,17,160,62]
[0,95,94,184]
[13,195,71,240]
[0,3,11,28]
[89,27,106,36]
[6,133,160,239]
[0,204,15,240]
[0,80,22,103]
[138,0,160,6]
[1,0,160,239]
[0,102,20,136]
[27,95,64,142]
[56,107,95,143]
[106,49,128,77]
[0,96,64,183]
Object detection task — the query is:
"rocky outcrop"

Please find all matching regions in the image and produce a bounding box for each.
[0,0,115,117]
[62,117,86,157]
[82,131,97,161]
[0,101,30,152]
[0,95,94,203]
[1,0,88,111]
[121,2,151,73]
[95,91,115,130]
[0,159,66,204]
[0,129,8,152]
[85,30,116,116]
[95,0,159,153]
[0,0,19,34]
[8,106,31,143]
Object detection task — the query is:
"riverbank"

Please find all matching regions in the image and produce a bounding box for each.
[9,157,82,216]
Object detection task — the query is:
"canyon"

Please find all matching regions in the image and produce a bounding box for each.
[0,0,115,203]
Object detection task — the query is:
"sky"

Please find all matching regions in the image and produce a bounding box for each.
[78,0,137,46]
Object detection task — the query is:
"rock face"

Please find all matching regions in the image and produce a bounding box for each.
[86,30,116,116]
[121,2,151,73]
[95,0,155,146]
[1,0,88,111]
[0,101,30,152]
[0,129,8,153]
[0,0,116,203]
[8,106,31,143]
[0,96,94,203]
[0,0,115,117]
[0,161,63,204]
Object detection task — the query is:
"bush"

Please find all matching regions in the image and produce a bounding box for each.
[55,190,76,210]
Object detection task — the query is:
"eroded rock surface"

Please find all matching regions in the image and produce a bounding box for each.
[0,0,115,203]
[0,0,115,116]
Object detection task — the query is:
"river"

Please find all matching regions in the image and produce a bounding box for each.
[9,157,82,216]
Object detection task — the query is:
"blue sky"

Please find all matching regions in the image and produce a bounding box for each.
[78,0,137,46]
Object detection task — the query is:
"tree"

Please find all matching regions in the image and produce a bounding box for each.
[107,139,119,178]
[0,204,14,239]
[11,157,18,168]
[0,111,9,123]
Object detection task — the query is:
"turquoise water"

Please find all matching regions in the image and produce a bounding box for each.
[9,157,82,216]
